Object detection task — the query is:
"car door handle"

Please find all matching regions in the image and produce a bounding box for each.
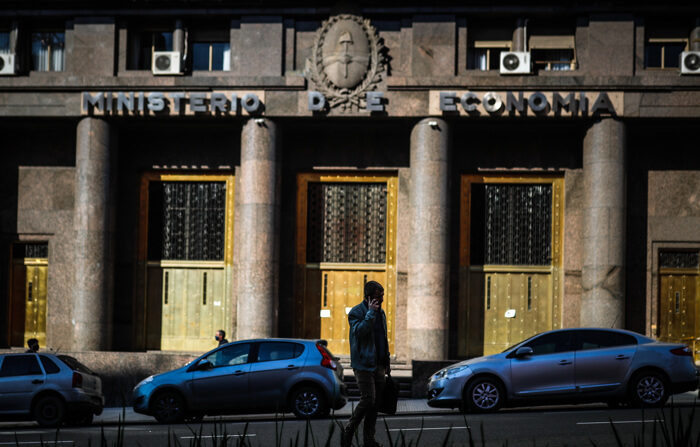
[558,360,572,366]
[615,355,630,360]
[32,379,44,384]
[234,370,246,376]
[287,365,299,370]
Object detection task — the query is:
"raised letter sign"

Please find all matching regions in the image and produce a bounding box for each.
[591,92,616,115]
[440,92,458,112]
[189,93,207,112]
[483,92,503,114]
[147,92,166,112]
[308,91,326,111]
[83,92,104,112]
[241,93,261,113]
[460,92,479,112]
[366,91,384,112]
[528,92,548,113]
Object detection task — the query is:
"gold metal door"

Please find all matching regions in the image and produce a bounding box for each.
[9,243,48,348]
[295,174,398,356]
[460,176,564,357]
[138,174,234,352]
[658,251,700,359]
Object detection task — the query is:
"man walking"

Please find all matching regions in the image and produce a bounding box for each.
[214,329,228,346]
[341,280,391,447]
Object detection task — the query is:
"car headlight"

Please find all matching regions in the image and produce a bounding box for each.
[433,365,471,380]
[135,375,154,389]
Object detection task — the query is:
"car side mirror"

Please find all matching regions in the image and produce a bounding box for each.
[197,359,213,371]
[515,347,534,358]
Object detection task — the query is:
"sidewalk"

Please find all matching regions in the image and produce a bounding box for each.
[94,391,699,425]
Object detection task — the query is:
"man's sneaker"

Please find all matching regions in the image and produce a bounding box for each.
[363,440,384,447]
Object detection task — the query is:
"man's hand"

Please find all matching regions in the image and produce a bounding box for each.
[368,299,380,311]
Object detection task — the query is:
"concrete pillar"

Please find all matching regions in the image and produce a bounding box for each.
[407,118,450,360]
[691,19,700,51]
[236,118,280,339]
[512,18,527,52]
[581,118,626,328]
[73,118,116,351]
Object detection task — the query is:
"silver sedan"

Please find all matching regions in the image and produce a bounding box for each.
[428,328,698,412]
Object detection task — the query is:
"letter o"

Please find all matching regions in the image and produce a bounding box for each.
[528,92,548,113]
[483,92,504,114]
[242,93,261,113]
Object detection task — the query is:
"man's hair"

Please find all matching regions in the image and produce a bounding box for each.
[364,281,384,299]
[218,329,226,338]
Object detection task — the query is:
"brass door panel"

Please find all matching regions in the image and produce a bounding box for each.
[23,261,48,348]
[318,269,389,356]
[161,266,227,352]
[295,174,398,356]
[460,176,564,358]
[659,272,698,355]
[483,271,552,355]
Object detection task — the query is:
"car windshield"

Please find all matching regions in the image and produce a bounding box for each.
[58,355,95,375]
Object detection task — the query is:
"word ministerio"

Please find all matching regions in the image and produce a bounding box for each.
[82,91,263,114]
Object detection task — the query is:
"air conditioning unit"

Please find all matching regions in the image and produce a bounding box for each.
[152,51,182,75]
[680,51,700,75]
[0,53,17,75]
[500,51,531,75]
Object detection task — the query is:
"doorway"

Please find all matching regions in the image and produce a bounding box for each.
[459,175,564,357]
[658,250,699,360]
[294,173,398,355]
[9,242,49,348]
[138,173,234,351]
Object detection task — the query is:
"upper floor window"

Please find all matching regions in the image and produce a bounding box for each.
[31,31,64,72]
[127,29,173,70]
[0,31,9,53]
[528,27,576,72]
[467,25,511,71]
[191,30,230,72]
[645,24,689,70]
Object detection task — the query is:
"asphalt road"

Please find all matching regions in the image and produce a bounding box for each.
[1,402,699,447]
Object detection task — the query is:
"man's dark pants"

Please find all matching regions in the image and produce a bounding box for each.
[345,366,386,443]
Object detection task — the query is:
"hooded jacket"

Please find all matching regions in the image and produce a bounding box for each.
[348,300,390,372]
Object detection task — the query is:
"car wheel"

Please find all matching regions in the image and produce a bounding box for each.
[465,377,504,413]
[290,386,328,419]
[630,371,669,407]
[151,391,186,424]
[66,412,94,426]
[33,395,66,427]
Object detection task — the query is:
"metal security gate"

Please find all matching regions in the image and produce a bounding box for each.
[460,176,564,357]
[659,250,700,360]
[295,174,398,356]
[139,174,234,352]
[9,243,48,348]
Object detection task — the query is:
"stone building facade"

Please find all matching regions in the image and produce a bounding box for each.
[1,1,700,367]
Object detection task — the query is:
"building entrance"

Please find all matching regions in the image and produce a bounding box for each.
[460,176,564,357]
[138,174,234,352]
[9,243,48,348]
[658,250,699,360]
[294,174,397,356]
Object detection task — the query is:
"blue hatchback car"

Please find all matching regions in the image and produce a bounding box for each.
[133,338,346,423]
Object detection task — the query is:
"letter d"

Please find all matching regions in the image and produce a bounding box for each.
[308,91,326,111]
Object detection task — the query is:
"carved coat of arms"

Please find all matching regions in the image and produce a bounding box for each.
[305,14,386,112]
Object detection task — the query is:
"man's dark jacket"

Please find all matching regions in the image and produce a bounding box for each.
[348,300,390,372]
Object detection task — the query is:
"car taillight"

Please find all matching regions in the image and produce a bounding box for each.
[72,372,83,388]
[316,344,337,371]
[670,346,693,357]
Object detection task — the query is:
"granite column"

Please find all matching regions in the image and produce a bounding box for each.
[236,118,280,339]
[407,118,450,360]
[581,118,627,328]
[72,117,116,351]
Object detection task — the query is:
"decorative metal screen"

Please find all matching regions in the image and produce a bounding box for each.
[160,182,226,261]
[484,184,552,265]
[659,251,699,269]
[14,243,48,259]
[307,182,387,264]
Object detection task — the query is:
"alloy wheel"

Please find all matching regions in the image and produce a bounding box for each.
[636,375,665,404]
[295,390,320,416]
[153,392,184,423]
[472,382,500,410]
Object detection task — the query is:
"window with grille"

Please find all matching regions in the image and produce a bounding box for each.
[470,184,552,266]
[306,182,387,264]
[148,182,226,261]
[659,251,699,269]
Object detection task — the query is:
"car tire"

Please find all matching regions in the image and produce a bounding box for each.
[465,377,504,413]
[630,371,669,408]
[151,390,186,424]
[33,395,66,427]
[290,386,328,419]
[66,412,94,426]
